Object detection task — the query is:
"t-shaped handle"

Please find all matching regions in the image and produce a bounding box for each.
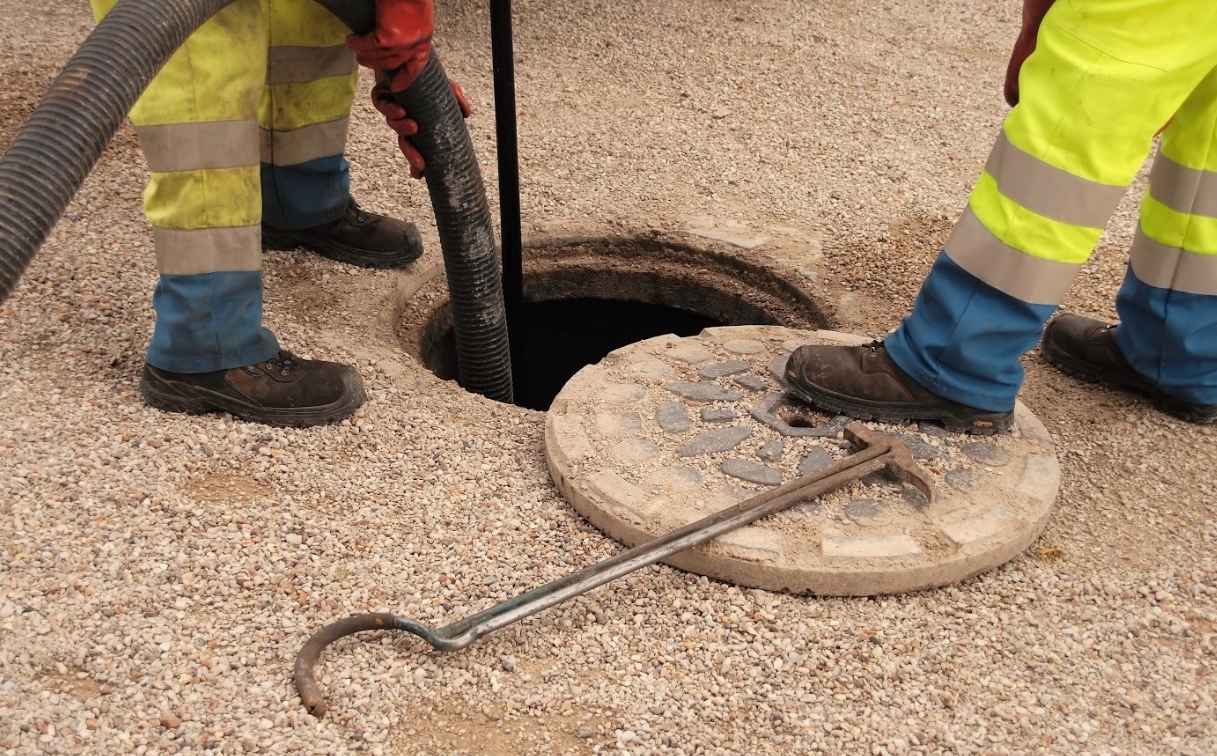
[843,423,935,502]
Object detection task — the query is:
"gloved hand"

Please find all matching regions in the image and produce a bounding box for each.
[370,68,472,179]
[347,0,436,92]
[1004,0,1057,107]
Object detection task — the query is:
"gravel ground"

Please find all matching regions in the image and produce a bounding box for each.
[2,1,1216,755]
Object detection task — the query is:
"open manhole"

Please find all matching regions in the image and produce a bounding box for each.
[401,237,830,410]
[396,238,1060,594]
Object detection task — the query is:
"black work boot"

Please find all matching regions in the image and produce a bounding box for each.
[1040,313,1217,424]
[262,199,423,269]
[783,342,1014,435]
[139,350,366,428]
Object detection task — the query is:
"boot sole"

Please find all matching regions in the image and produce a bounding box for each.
[783,371,1013,436]
[1039,339,1217,425]
[262,228,422,270]
[140,370,366,429]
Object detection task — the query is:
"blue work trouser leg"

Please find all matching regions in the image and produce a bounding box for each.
[1112,64,1217,406]
[884,255,1057,413]
[259,0,359,230]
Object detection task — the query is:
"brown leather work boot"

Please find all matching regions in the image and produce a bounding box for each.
[262,199,423,269]
[1040,313,1217,424]
[783,342,1014,435]
[139,350,366,428]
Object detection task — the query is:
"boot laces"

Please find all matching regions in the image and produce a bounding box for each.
[263,350,303,377]
[346,200,371,224]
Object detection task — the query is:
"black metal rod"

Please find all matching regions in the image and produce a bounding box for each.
[490,0,524,381]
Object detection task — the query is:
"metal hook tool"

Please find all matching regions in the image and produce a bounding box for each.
[294,422,933,717]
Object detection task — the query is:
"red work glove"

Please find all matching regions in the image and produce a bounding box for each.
[370,69,472,179]
[1004,0,1057,107]
[347,0,436,92]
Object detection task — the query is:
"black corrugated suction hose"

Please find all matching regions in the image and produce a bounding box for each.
[0,0,237,306]
[395,52,515,404]
[317,0,514,404]
[0,0,514,405]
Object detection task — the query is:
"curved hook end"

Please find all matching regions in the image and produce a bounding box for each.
[293,613,399,718]
[293,613,456,717]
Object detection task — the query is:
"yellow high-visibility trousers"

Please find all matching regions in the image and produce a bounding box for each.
[89,0,358,372]
[885,0,1217,410]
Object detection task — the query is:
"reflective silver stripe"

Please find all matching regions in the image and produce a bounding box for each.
[944,208,1082,305]
[1147,152,1217,219]
[153,225,261,276]
[983,131,1126,228]
[267,45,357,85]
[1129,226,1217,296]
[259,117,349,166]
[136,120,259,174]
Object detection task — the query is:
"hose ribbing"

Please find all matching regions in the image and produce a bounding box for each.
[0,0,237,305]
[316,0,514,404]
[392,53,514,404]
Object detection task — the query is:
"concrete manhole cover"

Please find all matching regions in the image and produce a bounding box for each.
[544,325,1060,596]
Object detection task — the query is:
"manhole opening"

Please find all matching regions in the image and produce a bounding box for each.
[406,237,829,411]
[776,402,831,429]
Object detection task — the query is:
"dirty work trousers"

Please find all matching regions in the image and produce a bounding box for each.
[884,0,1217,411]
[89,0,359,373]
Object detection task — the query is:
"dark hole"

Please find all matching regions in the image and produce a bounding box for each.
[424,298,724,411]
[777,403,829,429]
[413,242,830,411]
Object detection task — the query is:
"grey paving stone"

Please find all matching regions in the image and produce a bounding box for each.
[861,470,899,487]
[918,423,950,438]
[721,458,782,486]
[903,488,930,512]
[667,343,714,364]
[663,381,742,403]
[734,375,769,392]
[656,401,691,433]
[698,360,751,379]
[676,427,753,457]
[644,466,703,491]
[895,433,948,461]
[612,439,660,466]
[595,412,642,436]
[757,440,784,462]
[963,442,1012,467]
[792,500,824,515]
[946,468,983,492]
[628,359,676,381]
[602,383,646,404]
[845,498,887,521]
[724,339,765,354]
[700,408,738,423]
[716,485,754,504]
[797,447,834,476]
[768,354,790,383]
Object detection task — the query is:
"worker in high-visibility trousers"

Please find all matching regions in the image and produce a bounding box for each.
[785,0,1217,434]
[88,0,462,427]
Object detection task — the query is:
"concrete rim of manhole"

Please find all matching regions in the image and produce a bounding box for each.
[394,235,831,384]
[544,325,1060,597]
